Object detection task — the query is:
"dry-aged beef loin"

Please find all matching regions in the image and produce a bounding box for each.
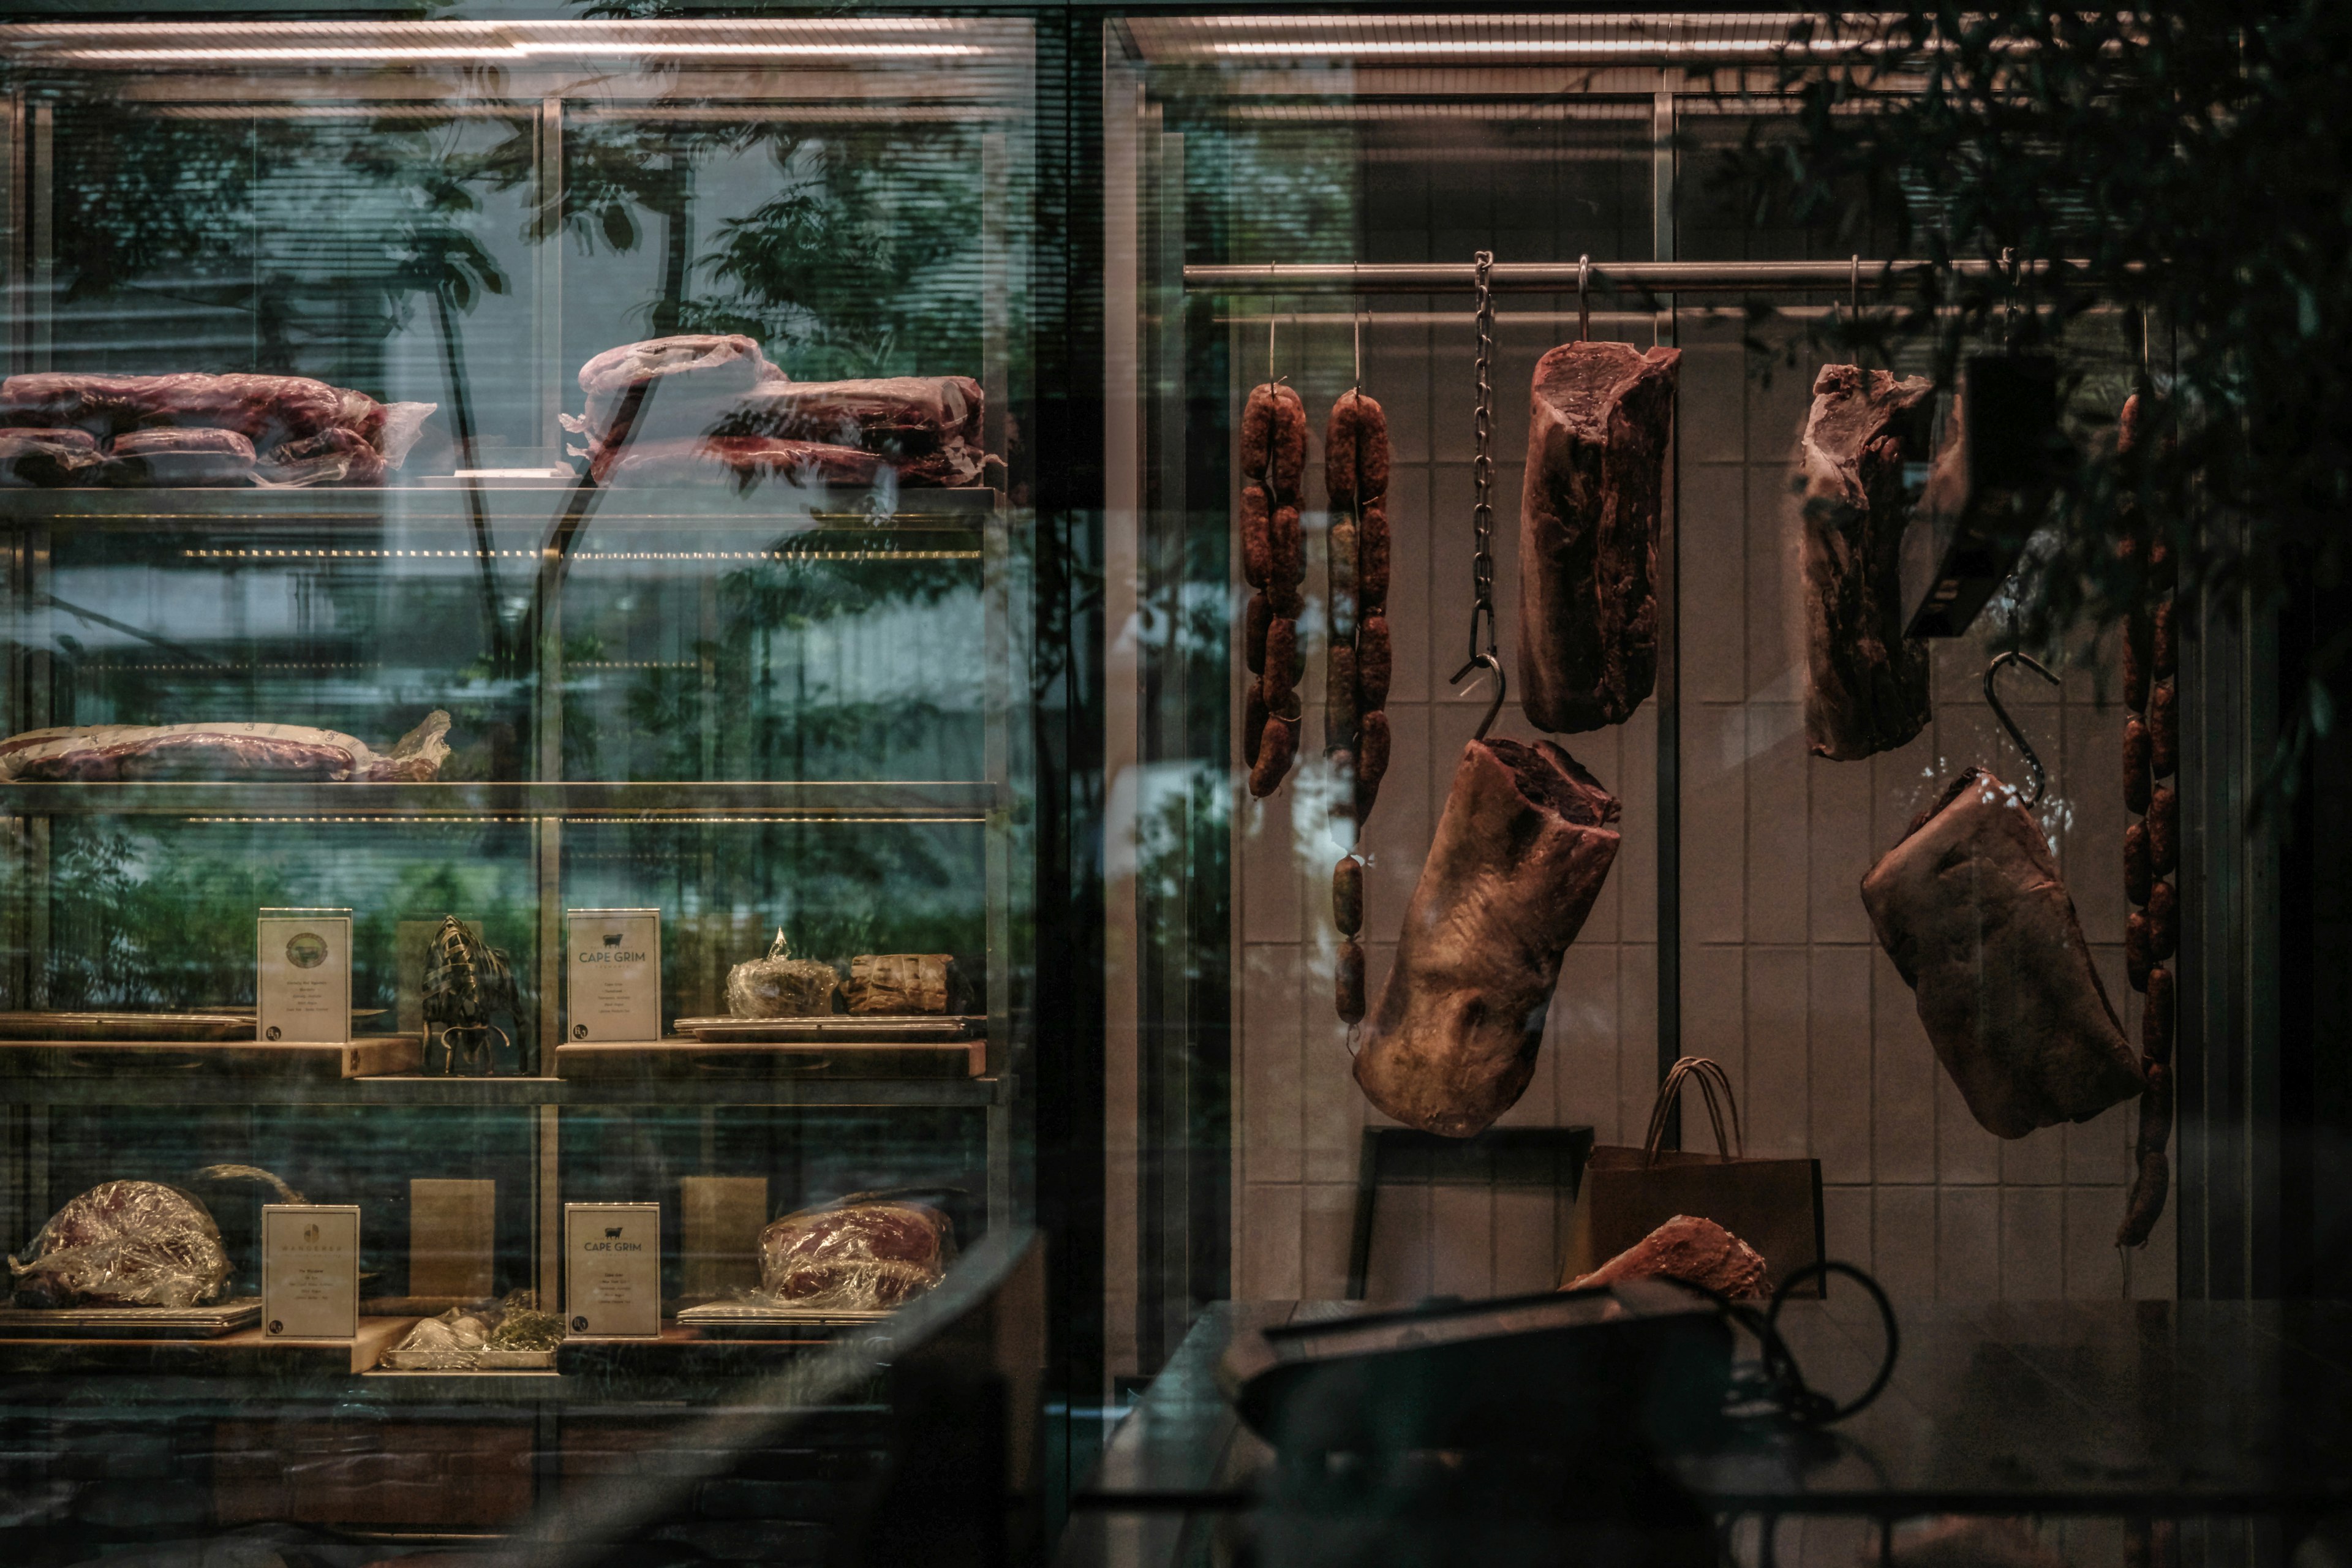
[106,426,255,486]
[1861,768,2144,1138]
[1799,366,1937,760]
[596,436,881,490]
[9,1181,230,1309]
[0,372,433,486]
[0,427,102,487]
[1354,738,1621,1136]
[1518,341,1679,733]
[576,333,778,447]
[1562,1214,1768,1300]
[0,710,451,783]
[756,1196,952,1311]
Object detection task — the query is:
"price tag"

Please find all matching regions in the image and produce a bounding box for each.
[566,909,662,1043]
[565,1203,660,1338]
[258,908,352,1045]
[262,1204,360,1340]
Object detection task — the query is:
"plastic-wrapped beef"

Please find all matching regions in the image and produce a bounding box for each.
[107,427,255,486]
[725,931,840,1018]
[0,710,451,783]
[1861,768,2145,1137]
[593,435,881,490]
[712,378,989,488]
[756,1196,953,1311]
[7,1181,230,1308]
[575,333,780,449]
[0,426,103,486]
[0,372,434,483]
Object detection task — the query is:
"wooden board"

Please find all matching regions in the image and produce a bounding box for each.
[0,1314,414,1376]
[556,1036,982,1080]
[0,1297,261,1338]
[0,1035,422,1079]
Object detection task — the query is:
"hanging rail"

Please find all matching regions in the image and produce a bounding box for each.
[1182,257,2133,294]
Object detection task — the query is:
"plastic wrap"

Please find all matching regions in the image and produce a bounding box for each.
[384,1294,562,1370]
[755,1195,952,1311]
[7,1181,230,1309]
[0,710,450,783]
[726,930,840,1019]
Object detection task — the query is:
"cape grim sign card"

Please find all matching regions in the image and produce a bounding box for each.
[566,908,661,1043]
[262,1204,360,1340]
[258,908,352,1044]
[565,1202,660,1337]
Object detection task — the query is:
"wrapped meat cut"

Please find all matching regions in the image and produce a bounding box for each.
[725,930,839,1018]
[1861,768,2144,1137]
[1517,340,1679,733]
[756,1194,953,1311]
[0,710,451,783]
[710,378,988,488]
[107,426,254,486]
[0,426,103,486]
[1354,738,1621,1136]
[575,333,779,448]
[8,1181,229,1308]
[594,435,881,490]
[1562,1215,1766,1300]
[1798,366,1937,760]
[257,427,386,488]
[0,372,434,483]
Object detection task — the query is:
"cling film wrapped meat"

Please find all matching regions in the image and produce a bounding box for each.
[755,1194,954,1311]
[7,1181,230,1308]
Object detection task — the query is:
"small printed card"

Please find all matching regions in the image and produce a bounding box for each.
[257,908,352,1045]
[565,1202,660,1337]
[262,1204,360,1340]
[566,909,661,1043]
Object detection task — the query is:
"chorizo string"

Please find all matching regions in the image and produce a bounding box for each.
[1327,310,1392,1032]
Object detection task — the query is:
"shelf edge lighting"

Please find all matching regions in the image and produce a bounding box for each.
[51,43,989,64]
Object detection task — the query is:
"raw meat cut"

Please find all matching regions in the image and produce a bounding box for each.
[0,372,431,469]
[1861,768,2144,1138]
[1517,341,1679,733]
[1798,366,1937,760]
[1354,738,1621,1136]
[576,333,778,448]
[1562,1214,1767,1300]
[594,435,881,489]
[0,426,102,486]
[0,711,451,783]
[845,953,954,1015]
[8,1181,228,1308]
[107,426,254,486]
[757,1196,952,1311]
[257,427,386,488]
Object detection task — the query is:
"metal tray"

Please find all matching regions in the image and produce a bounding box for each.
[0,1009,385,1042]
[676,1300,891,1337]
[672,1014,978,1044]
[0,1297,262,1338]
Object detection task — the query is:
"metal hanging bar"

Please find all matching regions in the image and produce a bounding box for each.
[1182,256,2132,294]
[1447,251,1507,741]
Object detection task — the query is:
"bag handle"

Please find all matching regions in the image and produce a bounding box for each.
[1642,1055,1745,1164]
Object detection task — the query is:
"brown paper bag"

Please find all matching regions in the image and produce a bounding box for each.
[1562,1057,1826,1295]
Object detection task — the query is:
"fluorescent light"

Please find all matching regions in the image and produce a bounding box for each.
[1207,39,1784,58]
[55,42,986,64]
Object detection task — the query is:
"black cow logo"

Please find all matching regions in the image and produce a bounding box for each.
[605,1226,624,1238]
[603,932,624,948]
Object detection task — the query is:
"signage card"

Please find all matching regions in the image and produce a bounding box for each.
[566,908,662,1043]
[565,1202,660,1338]
[258,908,352,1045]
[262,1204,360,1340]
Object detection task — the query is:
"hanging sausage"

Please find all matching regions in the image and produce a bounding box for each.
[1241,348,1309,796]
[2118,389,2177,1249]
[1325,327,1391,1028]
[1517,336,1679,733]
[1800,365,1938,760]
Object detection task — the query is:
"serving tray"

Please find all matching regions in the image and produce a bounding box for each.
[672,1014,978,1043]
[0,1009,385,1042]
[675,1300,891,1338]
[0,1297,262,1338]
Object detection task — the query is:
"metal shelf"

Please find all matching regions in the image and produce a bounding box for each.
[0,484,1006,529]
[0,778,997,821]
[0,1071,1007,1108]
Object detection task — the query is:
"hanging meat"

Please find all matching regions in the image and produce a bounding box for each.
[1354,738,1621,1137]
[1517,340,1680,733]
[1327,388,1392,1026]
[2117,390,2179,1249]
[1242,382,1308,796]
[1861,768,2144,1138]
[1798,366,1937,760]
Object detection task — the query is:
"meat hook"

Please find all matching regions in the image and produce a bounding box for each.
[1984,649,2060,806]
[1577,253,1591,342]
[1449,650,1507,741]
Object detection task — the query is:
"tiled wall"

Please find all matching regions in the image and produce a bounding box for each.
[1231,311,2174,1305]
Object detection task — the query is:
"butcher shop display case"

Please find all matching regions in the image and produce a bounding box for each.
[0,13,1054,1562]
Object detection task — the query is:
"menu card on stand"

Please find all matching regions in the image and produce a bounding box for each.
[565,909,662,1043]
[565,1203,660,1337]
[262,1204,360,1340]
[257,908,353,1044]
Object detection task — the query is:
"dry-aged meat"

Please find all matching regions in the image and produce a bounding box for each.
[0,711,451,783]
[1240,385,1309,791]
[1861,768,2144,1138]
[258,428,385,488]
[1354,739,1621,1136]
[1333,856,1363,937]
[576,333,778,448]
[107,426,254,486]
[595,435,881,490]
[1562,1215,1768,1300]
[9,1181,230,1309]
[1517,341,1679,733]
[0,427,102,486]
[0,372,432,486]
[1799,366,1937,760]
[757,1197,951,1311]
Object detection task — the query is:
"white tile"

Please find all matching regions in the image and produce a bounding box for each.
[1806,756,1878,943]
[1301,1183,1358,1302]
[2063,1186,2127,1299]
[1937,1186,2000,1300]
[2002,1118,2067,1185]
[1359,703,1432,942]
[1616,704,1659,941]
[1679,461,1749,703]
[1553,940,1623,1142]
[1809,946,1873,1184]
[1382,463,1434,705]
[2060,699,2129,945]
[1241,943,1305,1185]
[1744,946,1809,1159]
[1821,1185,1872,1273]
[1240,788,1303,944]
[1239,1183,1303,1300]
[1936,1063,2003,1185]
[1871,948,1938,1183]
[1301,944,1366,1185]
[1681,943,1747,1140]
[1746,711,1810,943]
[2000,1186,2066,1299]
[1362,1179,1431,1305]
[1429,1183,1498,1300]
[1493,1184,1564,1296]
[1679,345,1749,465]
[1873,1186,1938,1302]
[1745,464,1801,698]
[1682,703,1747,946]
[1619,944,1661,1147]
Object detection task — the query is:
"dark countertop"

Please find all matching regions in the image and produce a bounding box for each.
[1063,1295,2352,1563]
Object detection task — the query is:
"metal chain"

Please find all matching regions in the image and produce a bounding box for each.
[1467,249,1498,666]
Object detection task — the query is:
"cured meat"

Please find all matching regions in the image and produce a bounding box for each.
[2143,966,2175,1061]
[1862,769,2143,1137]
[1359,500,1390,611]
[107,426,254,486]
[1241,484,1272,589]
[1243,685,1267,767]
[576,333,778,447]
[1245,593,1272,676]
[0,426,102,486]
[757,1196,952,1311]
[595,435,880,490]
[1798,366,1937,760]
[845,954,954,1015]
[1336,940,1366,1025]
[1250,703,1299,799]
[2125,821,2152,907]
[1333,856,1363,937]
[1327,644,1358,744]
[1240,383,1308,794]
[258,427,386,488]
[1358,617,1392,710]
[1517,341,1679,733]
[1354,739,1621,1136]
[2124,717,2152,814]
[0,373,432,478]
[2150,680,2179,777]
[1562,1214,1767,1300]
[8,1182,228,1309]
[0,710,451,783]
[1357,710,1390,815]
[1324,391,1387,508]
[1262,617,1300,702]
[2149,785,2177,876]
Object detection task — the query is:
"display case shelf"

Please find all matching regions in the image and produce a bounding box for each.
[0,779,999,820]
[0,484,1008,530]
[0,1067,1008,1107]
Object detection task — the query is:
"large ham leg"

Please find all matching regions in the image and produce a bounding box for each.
[1354,738,1619,1136]
[1861,768,2144,1137]
[1518,341,1679,733]
[1800,366,1936,760]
